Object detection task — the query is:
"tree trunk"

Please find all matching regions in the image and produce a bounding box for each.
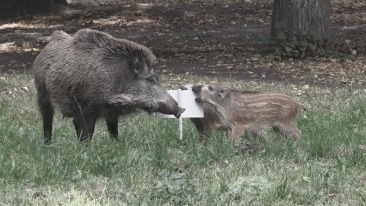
[271,0,331,40]
[0,0,68,18]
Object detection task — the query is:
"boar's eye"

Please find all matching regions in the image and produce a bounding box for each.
[147,74,158,84]
[208,85,214,91]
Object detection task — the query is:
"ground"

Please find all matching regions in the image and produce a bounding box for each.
[0,0,366,87]
[1,2,366,205]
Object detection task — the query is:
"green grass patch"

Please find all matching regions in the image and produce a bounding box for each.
[0,72,365,205]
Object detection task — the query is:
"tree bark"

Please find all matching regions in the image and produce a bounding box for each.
[0,0,68,18]
[271,0,331,40]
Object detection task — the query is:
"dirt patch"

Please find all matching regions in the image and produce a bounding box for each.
[0,1,365,87]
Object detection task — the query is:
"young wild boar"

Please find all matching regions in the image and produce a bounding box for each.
[189,83,301,144]
[33,29,185,144]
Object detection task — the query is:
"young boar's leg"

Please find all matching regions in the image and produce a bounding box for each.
[228,124,247,144]
[191,118,213,141]
[190,118,206,135]
[104,113,119,140]
[73,113,98,143]
[247,127,269,141]
[274,123,301,142]
[37,94,54,145]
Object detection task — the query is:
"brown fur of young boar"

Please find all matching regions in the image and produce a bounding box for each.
[33,29,184,144]
[190,83,301,143]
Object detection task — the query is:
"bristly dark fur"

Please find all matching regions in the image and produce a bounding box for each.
[71,29,156,68]
[33,29,182,144]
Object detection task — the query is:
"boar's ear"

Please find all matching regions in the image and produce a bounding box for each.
[130,58,142,75]
[130,57,151,76]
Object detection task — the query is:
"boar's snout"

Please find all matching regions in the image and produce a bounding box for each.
[175,107,186,118]
[157,101,186,118]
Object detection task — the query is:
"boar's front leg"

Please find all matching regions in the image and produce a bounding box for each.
[104,113,119,140]
[73,112,98,143]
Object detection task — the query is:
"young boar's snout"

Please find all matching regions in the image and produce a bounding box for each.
[191,85,205,104]
[195,96,203,104]
[192,85,203,93]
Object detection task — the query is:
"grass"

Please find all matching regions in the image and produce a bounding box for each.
[0,72,366,205]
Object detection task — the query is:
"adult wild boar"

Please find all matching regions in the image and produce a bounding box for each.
[33,29,185,144]
[186,83,301,144]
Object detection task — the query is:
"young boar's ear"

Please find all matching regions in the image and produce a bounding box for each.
[218,90,225,99]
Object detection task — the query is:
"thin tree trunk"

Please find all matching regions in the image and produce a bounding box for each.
[0,0,68,18]
[271,0,331,40]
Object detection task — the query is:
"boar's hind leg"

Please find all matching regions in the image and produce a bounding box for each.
[104,113,119,140]
[37,94,54,144]
[73,113,98,143]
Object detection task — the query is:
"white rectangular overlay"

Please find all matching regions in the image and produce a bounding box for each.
[156,89,204,118]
